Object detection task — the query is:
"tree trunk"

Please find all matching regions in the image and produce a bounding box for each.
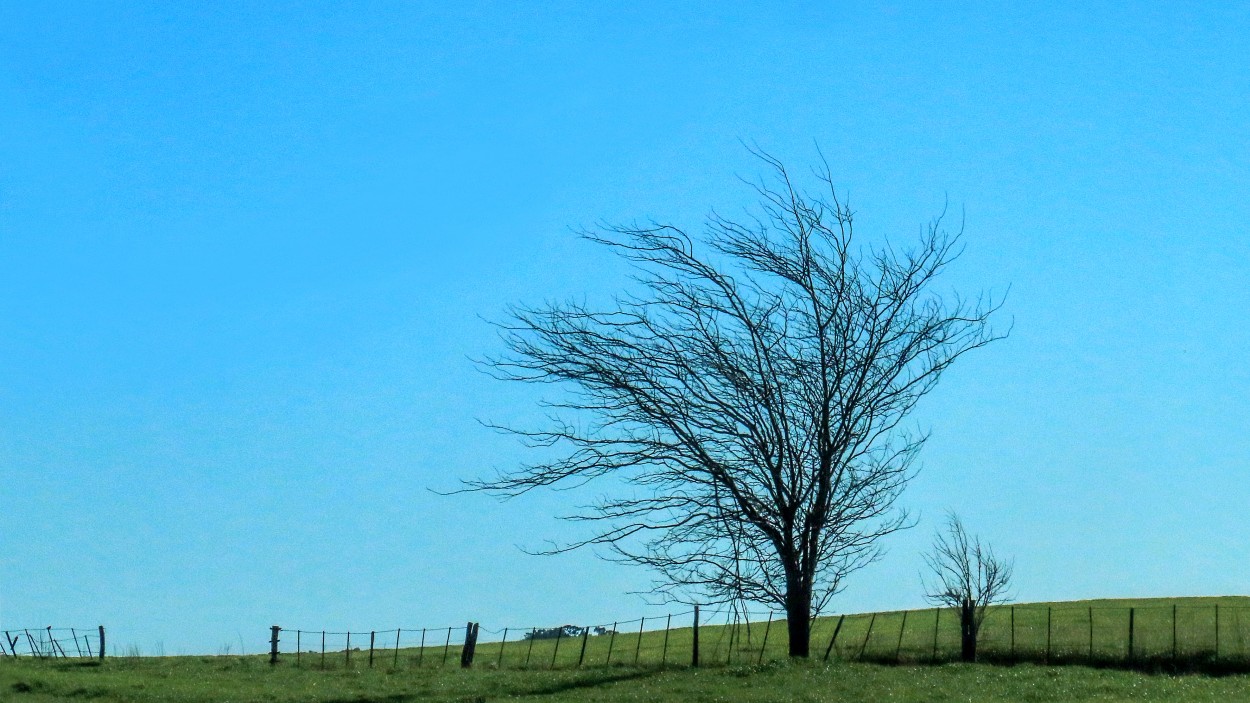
[960,602,977,663]
[785,586,813,657]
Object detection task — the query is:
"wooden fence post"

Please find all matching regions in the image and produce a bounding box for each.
[859,613,876,660]
[551,626,563,669]
[1088,607,1093,659]
[819,613,843,662]
[606,622,617,664]
[70,628,83,658]
[346,632,352,665]
[634,618,645,665]
[461,622,479,668]
[525,629,536,667]
[577,626,590,667]
[395,629,401,667]
[296,630,301,667]
[1009,606,1014,660]
[1215,605,1220,658]
[662,614,672,665]
[369,631,376,668]
[933,609,941,662]
[691,607,700,668]
[760,612,774,665]
[895,611,909,662]
[442,626,452,666]
[498,628,508,668]
[419,628,426,666]
[99,626,106,660]
[321,631,326,669]
[269,626,280,665]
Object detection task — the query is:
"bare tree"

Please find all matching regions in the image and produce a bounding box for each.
[470,149,1004,657]
[923,513,1014,662]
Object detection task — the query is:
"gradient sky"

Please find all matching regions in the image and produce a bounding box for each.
[2,2,1248,655]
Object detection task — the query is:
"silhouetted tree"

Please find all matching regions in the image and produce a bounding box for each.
[923,513,1014,662]
[471,149,1004,657]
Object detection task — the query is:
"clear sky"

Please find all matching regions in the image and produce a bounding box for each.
[2,2,1247,655]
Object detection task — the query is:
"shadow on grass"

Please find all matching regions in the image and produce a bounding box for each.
[853,651,1250,677]
[318,667,664,703]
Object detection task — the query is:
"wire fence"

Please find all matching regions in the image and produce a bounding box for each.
[276,602,1250,671]
[1,626,105,659]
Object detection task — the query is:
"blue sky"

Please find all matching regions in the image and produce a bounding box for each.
[2,2,1248,655]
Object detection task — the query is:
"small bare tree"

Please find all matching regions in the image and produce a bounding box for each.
[470,149,1004,657]
[923,513,1013,662]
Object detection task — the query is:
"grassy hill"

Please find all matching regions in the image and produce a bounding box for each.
[4,596,1250,703]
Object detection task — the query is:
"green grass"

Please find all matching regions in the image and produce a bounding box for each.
[7,656,1250,702]
[6,596,1250,702]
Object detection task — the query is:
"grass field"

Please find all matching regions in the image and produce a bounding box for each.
[6,596,1250,702]
[7,655,1250,702]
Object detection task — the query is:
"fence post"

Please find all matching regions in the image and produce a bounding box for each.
[1128,608,1135,661]
[859,613,876,660]
[663,614,672,665]
[760,612,774,665]
[895,611,908,662]
[461,622,479,668]
[346,632,352,665]
[932,609,941,662]
[419,628,426,666]
[1088,607,1093,659]
[369,631,376,668]
[321,631,326,669]
[1009,606,1014,660]
[442,626,452,666]
[606,623,617,665]
[269,626,280,665]
[395,628,401,667]
[634,618,645,665]
[70,628,83,658]
[577,626,590,667]
[525,629,536,667]
[297,630,301,667]
[498,628,508,668]
[1215,605,1220,658]
[691,607,700,668]
[551,626,563,669]
[99,626,106,660]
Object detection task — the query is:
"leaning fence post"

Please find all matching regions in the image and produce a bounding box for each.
[498,628,508,668]
[577,626,590,667]
[395,628,401,667]
[662,614,671,665]
[442,626,452,666]
[691,607,699,668]
[634,618,645,665]
[824,614,845,662]
[760,612,774,665]
[551,626,563,669]
[269,626,280,665]
[859,613,876,660]
[605,622,617,664]
[932,609,941,662]
[71,628,83,658]
[525,629,535,667]
[419,628,426,666]
[346,632,352,665]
